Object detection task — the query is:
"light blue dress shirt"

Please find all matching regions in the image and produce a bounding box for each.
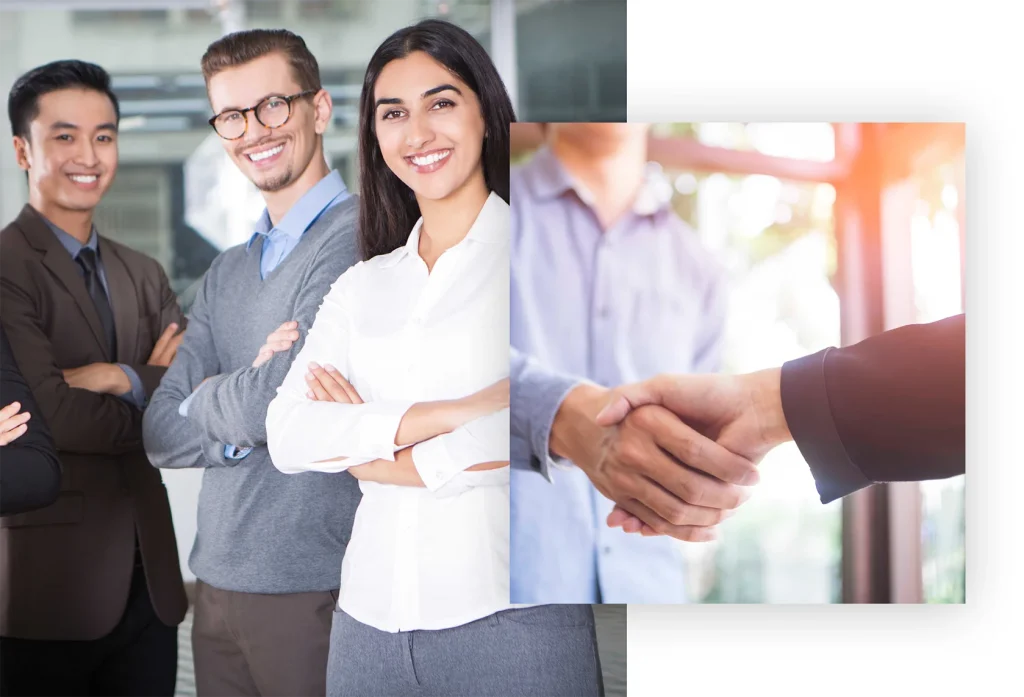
[179,169,349,460]
[46,221,147,409]
[510,147,728,604]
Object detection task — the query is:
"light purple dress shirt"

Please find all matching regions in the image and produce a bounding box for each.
[510,146,728,603]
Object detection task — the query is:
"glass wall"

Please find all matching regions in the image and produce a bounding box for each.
[905,156,966,604]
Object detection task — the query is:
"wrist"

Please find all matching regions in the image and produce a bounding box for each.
[549,383,610,466]
[748,368,792,448]
[106,364,132,395]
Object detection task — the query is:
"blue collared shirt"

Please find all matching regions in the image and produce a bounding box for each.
[179,169,350,459]
[510,147,728,603]
[249,168,350,280]
[45,220,147,409]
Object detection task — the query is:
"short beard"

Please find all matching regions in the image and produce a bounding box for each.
[255,167,295,192]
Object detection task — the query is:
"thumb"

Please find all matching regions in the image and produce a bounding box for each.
[594,379,663,426]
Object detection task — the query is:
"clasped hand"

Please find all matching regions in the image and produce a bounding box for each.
[554,369,791,541]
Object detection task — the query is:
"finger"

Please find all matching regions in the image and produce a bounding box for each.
[276,321,298,331]
[0,424,28,446]
[324,365,362,404]
[621,415,754,510]
[308,363,352,403]
[606,506,643,533]
[161,337,184,363]
[595,378,665,426]
[617,499,719,543]
[252,349,272,367]
[0,411,31,433]
[152,323,179,355]
[630,475,732,527]
[637,405,760,487]
[266,329,300,345]
[270,340,294,352]
[306,390,317,400]
[305,369,333,402]
[0,402,22,420]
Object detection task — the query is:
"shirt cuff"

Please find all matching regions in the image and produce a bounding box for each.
[431,467,510,498]
[781,348,873,504]
[532,377,586,482]
[224,445,253,460]
[352,401,415,461]
[117,364,148,409]
[411,437,458,492]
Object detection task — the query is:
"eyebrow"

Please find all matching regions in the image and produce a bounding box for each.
[374,83,463,109]
[214,93,277,115]
[50,122,117,132]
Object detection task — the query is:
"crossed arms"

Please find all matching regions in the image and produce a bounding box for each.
[265,269,508,493]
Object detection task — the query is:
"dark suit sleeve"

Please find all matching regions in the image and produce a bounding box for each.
[780,313,965,504]
[123,262,187,398]
[0,276,146,456]
[0,327,61,516]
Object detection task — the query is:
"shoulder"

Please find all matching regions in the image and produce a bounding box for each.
[0,220,32,258]
[1,223,38,283]
[306,194,361,265]
[100,236,166,276]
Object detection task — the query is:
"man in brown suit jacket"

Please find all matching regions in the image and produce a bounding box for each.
[0,60,188,696]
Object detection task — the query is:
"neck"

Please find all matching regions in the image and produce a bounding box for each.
[549,136,647,230]
[262,155,331,225]
[416,173,490,272]
[29,193,93,244]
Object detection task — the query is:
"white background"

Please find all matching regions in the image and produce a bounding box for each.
[626,0,1021,694]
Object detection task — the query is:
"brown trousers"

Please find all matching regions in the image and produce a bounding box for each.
[191,581,337,697]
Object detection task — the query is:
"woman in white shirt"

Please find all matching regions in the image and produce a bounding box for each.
[266,19,603,697]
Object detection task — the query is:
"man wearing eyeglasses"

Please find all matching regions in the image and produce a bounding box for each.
[142,29,361,697]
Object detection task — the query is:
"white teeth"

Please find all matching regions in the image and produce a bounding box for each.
[70,175,97,183]
[411,150,451,166]
[248,145,284,162]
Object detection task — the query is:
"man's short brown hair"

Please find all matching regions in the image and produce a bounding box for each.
[201,29,321,92]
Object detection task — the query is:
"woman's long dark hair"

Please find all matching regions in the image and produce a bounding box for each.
[357,19,516,260]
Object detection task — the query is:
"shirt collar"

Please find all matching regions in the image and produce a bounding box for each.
[42,215,99,260]
[380,191,508,269]
[247,169,350,251]
[521,145,674,217]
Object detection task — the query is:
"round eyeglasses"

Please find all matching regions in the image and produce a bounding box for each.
[208,90,318,140]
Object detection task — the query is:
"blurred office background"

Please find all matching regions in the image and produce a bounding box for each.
[0,2,627,695]
[512,121,966,605]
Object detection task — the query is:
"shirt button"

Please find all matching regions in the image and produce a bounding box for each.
[602,546,612,554]
[597,306,610,318]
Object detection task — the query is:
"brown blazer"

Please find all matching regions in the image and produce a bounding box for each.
[0,204,188,641]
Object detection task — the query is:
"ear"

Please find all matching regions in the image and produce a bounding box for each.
[313,88,333,136]
[12,135,31,171]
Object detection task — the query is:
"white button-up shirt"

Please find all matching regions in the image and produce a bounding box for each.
[266,192,511,632]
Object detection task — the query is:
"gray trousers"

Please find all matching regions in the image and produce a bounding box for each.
[192,580,337,697]
[327,604,604,697]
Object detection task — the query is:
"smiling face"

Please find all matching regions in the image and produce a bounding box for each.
[372,50,486,202]
[13,87,118,214]
[206,52,329,192]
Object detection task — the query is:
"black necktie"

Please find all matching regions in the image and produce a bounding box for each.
[75,247,118,361]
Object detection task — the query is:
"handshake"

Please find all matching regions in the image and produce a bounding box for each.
[550,368,794,542]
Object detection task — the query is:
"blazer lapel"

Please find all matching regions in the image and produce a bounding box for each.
[16,206,111,358]
[98,239,140,363]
